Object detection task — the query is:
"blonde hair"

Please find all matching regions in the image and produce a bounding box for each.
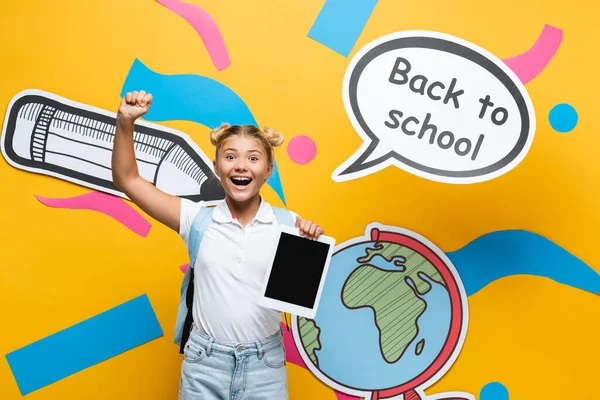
[209,123,284,164]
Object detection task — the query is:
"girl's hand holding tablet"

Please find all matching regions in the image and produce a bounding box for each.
[295,215,325,240]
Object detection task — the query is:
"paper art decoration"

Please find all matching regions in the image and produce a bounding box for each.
[5,295,163,395]
[34,192,152,237]
[448,230,600,296]
[155,0,231,71]
[292,223,470,400]
[548,103,578,133]
[332,31,536,185]
[1,89,226,204]
[503,24,563,84]
[287,135,317,165]
[308,0,378,57]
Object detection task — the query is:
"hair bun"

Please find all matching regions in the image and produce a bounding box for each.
[209,123,231,146]
[262,126,284,147]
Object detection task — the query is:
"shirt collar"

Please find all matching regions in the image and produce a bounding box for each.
[212,197,274,224]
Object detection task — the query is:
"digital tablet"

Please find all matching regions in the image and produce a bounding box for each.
[259,225,336,319]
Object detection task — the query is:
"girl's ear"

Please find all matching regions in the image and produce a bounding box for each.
[265,162,273,181]
[213,159,219,176]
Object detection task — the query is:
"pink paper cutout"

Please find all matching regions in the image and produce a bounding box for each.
[503,24,563,84]
[34,192,151,237]
[156,0,231,71]
[279,322,360,400]
[180,263,190,273]
[335,391,360,400]
[280,322,308,369]
[287,135,317,165]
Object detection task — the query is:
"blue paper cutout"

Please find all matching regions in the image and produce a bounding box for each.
[480,381,509,400]
[447,230,600,296]
[121,58,286,205]
[549,103,578,133]
[5,294,163,395]
[308,0,378,57]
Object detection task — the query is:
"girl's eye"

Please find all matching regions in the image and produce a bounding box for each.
[225,154,235,160]
[250,157,258,161]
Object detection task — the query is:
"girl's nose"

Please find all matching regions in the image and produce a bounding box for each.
[235,160,248,171]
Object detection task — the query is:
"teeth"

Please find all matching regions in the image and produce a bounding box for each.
[231,177,252,186]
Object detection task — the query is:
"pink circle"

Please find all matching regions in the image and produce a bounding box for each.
[287,135,317,164]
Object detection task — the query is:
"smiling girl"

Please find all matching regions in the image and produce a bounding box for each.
[112,90,324,399]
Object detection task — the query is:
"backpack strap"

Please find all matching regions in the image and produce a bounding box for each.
[188,207,214,269]
[272,206,295,227]
[175,206,213,353]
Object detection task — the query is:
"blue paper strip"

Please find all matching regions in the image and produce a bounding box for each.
[5,294,163,395]
[121,58,286,205]
[446,230,600,296]
[308,0,378,57]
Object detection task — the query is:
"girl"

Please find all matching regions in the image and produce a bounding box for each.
[112,90,324,400]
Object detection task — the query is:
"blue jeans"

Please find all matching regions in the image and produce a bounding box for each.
[179,324,288,400]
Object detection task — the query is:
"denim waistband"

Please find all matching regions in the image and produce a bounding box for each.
[188,324,283,359]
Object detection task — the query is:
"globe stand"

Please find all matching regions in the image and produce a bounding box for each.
[372,389,472,400]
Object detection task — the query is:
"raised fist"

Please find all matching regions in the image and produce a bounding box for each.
[118,90,153,122]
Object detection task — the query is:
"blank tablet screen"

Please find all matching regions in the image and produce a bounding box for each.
[264,232,331,308]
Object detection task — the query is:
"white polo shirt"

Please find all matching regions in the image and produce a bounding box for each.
[179,197,298,343]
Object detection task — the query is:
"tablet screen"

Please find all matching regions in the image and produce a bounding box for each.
[264,232,332,308]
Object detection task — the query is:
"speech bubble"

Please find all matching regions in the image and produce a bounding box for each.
[332,31,536,184]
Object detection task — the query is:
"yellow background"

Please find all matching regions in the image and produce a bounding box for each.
[1,0,599,399]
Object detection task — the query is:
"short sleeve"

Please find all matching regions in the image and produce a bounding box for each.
[179,199,205,248]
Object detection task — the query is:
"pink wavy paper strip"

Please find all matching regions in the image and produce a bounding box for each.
[34,192,151,237]
[156,0,231,71]
[503,24,563,84]
[279,322,360,400]
[279,322,308,369]
[180,263,190,273]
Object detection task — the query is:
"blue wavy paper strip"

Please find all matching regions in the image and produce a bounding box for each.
[120,58,286,205]
[446,230,600,296]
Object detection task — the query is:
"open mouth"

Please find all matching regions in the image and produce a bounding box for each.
[230,177,252,186]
